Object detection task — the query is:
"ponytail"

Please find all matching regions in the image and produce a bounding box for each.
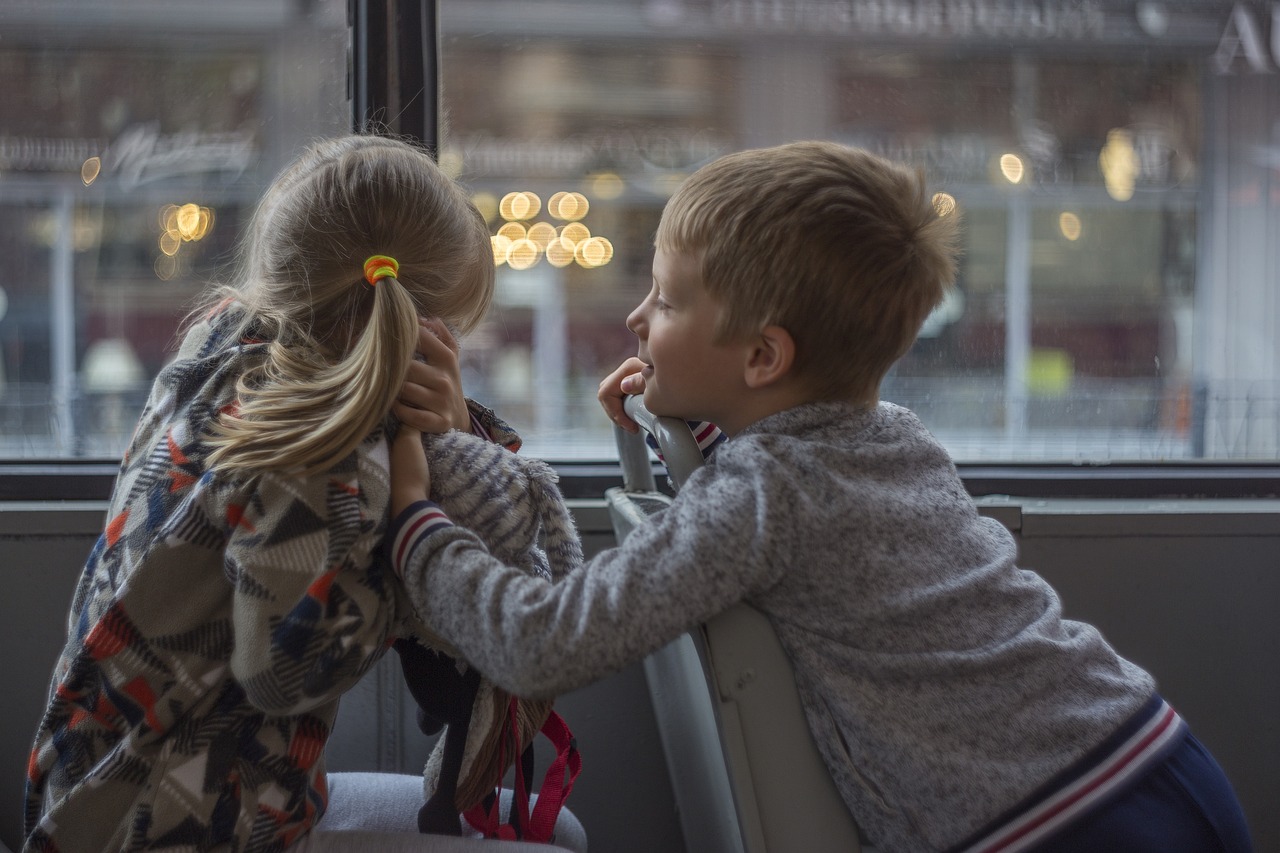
[199,134,495,478]
[206,274,419,477]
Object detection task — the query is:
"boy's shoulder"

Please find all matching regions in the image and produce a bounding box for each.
[734,400,911,443]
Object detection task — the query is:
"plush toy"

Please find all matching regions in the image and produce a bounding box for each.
[393,428,584,836]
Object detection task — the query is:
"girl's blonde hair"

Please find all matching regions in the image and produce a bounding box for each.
[656,141,960,402]
[201,134,494,476]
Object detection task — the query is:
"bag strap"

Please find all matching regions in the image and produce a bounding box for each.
[526,710,581,840]
[462,702,582,843]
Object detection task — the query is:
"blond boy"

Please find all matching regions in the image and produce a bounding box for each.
[389,142,1250,852]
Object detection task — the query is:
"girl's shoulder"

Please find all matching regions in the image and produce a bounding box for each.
[175,299,265,360]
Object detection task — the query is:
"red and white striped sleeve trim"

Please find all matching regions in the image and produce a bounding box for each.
[692,421,726,457]
[958,698,1187,853]
[390,501,454,579]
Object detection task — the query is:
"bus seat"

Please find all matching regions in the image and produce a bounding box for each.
[606,397,869,853]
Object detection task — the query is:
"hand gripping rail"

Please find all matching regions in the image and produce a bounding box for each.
[606,397,867,853]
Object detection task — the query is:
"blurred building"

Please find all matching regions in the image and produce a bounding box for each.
[1,0,1276,458]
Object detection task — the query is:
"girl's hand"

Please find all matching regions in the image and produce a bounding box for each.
[597,356,648,433]
[393,318,470,434]
[391,425,431,517]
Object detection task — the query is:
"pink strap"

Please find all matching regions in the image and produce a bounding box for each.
[462,703,581,843]
[526,711,581,840]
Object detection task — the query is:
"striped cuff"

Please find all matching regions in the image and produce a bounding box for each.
[955,695,1187,853]
[390,500,454,579]
[645,420,726,462]
[691,421,726,457]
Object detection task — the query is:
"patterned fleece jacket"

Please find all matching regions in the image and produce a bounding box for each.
[23,303,517,853]
[390,400,1177,853]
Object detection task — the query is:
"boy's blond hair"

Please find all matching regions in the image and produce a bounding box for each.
[201,134,494,475]
[655,141,960,401]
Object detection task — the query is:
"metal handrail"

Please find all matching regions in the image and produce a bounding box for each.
[614,395,705,493]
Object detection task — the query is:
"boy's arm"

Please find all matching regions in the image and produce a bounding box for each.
[387,454,783,699]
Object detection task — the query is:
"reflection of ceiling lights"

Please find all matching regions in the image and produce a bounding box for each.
[1058,211,1082,241]
[158,203,214,256]
[1099,129,1139,201]
[487,190,613,270]
[998,153,1025,184]
[931,192,957,217]
[81,156,102,186]
[155,202,214,280]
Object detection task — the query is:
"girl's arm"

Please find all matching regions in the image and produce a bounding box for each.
[394,318,522,450]
[393,319,470,433]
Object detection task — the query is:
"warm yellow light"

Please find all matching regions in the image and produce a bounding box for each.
[193,207,213,241]
[547,192,567,220]
[499,191,540,221]
[1099,129,1139,202]
[472,192,499,223]
[527,221,557,249]
[506,238,541,270]
[932,192,956,217]
[999,154,1025,184]
[438,149,464,179]
[154,253,178,281]
[176,203,202,240]
[159,231,181,256]
[491,235,513,266]
[560,222,590,246]
[590,172,625,199]
[497,222,527,242]
[546,237,575,268]
[553,192,589,221]
[1059,211,1082,241]
[499,192,522,221]
[81,157,101,186]
[575,236,614,268]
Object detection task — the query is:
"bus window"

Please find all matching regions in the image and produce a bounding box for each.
[436,1,1277,462]
[0,0,348,457]
[3,1,1278,465]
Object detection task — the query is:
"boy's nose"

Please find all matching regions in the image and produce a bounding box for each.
[625,303,646,337]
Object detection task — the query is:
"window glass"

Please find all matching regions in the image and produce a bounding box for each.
[4,1,1278,464]
[440,1,1280,461]
[0,0,348,457]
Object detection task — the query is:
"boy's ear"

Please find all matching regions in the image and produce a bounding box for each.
[743,324,797,389]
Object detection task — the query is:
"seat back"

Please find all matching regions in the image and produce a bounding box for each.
[607,398,866,853]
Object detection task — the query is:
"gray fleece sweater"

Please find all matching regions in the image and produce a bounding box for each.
[393,401,1156,852]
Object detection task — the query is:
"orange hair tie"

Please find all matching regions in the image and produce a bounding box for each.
[363,254,399,286]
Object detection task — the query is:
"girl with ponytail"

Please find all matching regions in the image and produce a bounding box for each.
[23,134,584,853]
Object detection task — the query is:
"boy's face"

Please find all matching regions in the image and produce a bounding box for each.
[626,248,751,430]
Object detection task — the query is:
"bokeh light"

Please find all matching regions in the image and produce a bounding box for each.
[932,192,957,217]
[999,153,1025,184]
[1059,211,1083,241]
[81,157,101,186]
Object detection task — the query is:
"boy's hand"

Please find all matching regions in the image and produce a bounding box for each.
[393,318,470,434]
[390,425,431,517]
[598,356,648,433]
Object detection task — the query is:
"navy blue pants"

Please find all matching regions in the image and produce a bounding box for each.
[1037,734,1252,852]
